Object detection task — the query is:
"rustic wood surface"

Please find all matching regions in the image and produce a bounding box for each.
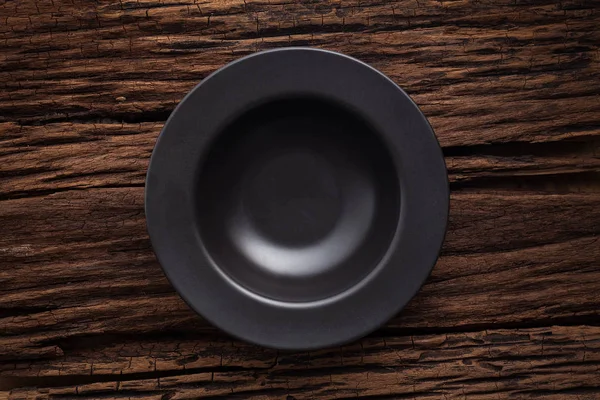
[1,0,600,398]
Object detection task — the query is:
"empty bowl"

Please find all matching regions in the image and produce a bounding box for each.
[145,48,449,350]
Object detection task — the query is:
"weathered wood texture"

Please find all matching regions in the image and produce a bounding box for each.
[4,326,600,399]
[1,189,600,360]
[1,0,600,397]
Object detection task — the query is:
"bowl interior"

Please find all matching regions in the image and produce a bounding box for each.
[195,96,401,302]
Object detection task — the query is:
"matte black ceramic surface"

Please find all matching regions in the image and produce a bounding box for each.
[196,97,400,303]
[145,48,449,350]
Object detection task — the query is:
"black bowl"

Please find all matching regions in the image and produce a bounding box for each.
[145,48,448,350]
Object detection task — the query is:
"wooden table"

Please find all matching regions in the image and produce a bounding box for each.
[1,0,600,398]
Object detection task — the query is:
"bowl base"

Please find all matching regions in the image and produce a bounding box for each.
[195,97,401,303]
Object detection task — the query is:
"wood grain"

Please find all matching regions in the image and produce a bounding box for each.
[1,122,599,200]
[2,0,600,146]
[3,326,600,399]
[1,0,600,396]
[1,188,599,367]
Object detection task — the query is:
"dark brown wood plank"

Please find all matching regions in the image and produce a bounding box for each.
[3,325,600,399]
[0,188,598,363]
[1,122,599,200]
[1,0,600,147]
